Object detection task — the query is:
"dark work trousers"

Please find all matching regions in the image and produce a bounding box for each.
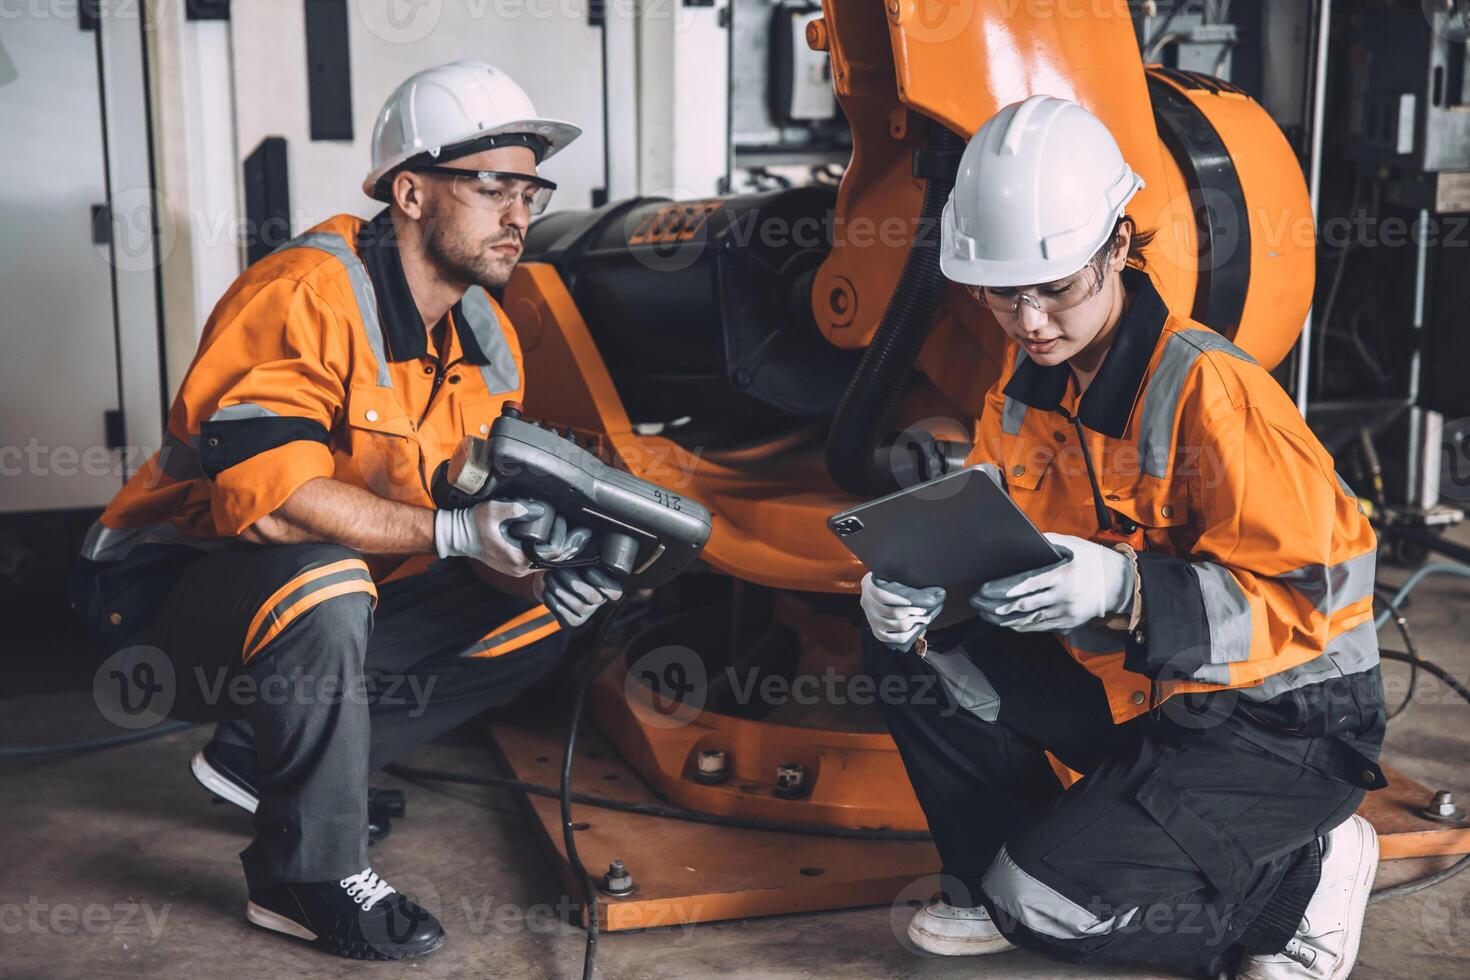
[134,544,567,893]
[863,623,1385,976]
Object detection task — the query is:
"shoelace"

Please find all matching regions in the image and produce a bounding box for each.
[340,868,396,912]
[1280,937,1318,969]
[1277,916,1320,969]
[932,902,991,920]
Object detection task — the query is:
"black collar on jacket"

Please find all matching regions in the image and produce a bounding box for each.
[999,265,1170,439]
[357,208,492,365]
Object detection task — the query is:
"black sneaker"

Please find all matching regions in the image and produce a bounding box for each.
[192,740,396,843]
[247,868,444,960]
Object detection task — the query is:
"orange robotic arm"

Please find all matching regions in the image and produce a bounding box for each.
[507,0,1314,592]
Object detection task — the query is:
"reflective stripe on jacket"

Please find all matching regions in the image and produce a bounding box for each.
[84,209,526,584]
[967,266,1379,724]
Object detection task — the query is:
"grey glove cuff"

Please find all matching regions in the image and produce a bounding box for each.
[433,508,465,560]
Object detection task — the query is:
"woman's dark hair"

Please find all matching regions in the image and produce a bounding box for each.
[1106,213,1156,269]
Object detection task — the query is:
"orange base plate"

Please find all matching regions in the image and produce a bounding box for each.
[488,712,939,932]
[488,715,1468,931]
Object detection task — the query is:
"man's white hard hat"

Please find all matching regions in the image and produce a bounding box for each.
[363,60,581,202]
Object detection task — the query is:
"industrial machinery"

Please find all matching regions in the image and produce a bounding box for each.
[470,0,1470,935]
[1318,1,1470,561]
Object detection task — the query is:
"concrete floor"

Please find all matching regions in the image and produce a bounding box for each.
[5,543,1470,979]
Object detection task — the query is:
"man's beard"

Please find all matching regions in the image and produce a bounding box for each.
[423,208,519,291]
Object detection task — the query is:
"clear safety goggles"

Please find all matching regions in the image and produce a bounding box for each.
[967,257,1108,316]
[412,166,557,215]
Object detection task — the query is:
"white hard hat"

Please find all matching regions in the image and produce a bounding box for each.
[940,95,1143,287]
[363,60,582,202]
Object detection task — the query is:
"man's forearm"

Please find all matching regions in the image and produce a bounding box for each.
[240,477,436,554]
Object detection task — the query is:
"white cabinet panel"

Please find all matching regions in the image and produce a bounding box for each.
[0,15,125,511]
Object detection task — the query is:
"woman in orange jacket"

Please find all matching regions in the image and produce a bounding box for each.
[860,96,1384,979]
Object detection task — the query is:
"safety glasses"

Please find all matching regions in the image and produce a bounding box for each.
[411,166,557,215]
[967,259,1108,316]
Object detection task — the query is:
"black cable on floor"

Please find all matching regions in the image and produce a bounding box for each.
[1371,853,1470,903]
[1374,588,1421,721]
[1379,648,1470,706]
[0,720,197,757]
[562,596,635,980]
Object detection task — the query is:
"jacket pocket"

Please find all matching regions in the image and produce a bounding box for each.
[1097,476,1189,553]
[1132,764,1254,895]
[1099,477,1187,530]
[457,392,502,440]
[345,385,414,438]
[342,386,423,501]
[71,545,200,652]
[1000,439,1056,493]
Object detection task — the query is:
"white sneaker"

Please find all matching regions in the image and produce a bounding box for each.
[1238,814,1379,979]
[906,900,1017,956]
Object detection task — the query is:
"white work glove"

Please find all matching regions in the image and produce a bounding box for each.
[534,565,625,628]
[434,498,550,577]
[860,572,946,651]
[970,532,1133,633]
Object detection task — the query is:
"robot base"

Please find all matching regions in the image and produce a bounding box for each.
[489,708,940,933]
[489,601,1469,932]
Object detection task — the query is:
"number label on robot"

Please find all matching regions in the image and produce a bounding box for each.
[653,489,683,511]
[627,202,723,245]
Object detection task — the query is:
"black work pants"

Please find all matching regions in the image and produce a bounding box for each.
[864,624,1383,976]
[123,545,566,892]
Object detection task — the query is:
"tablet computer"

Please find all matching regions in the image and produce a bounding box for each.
[827,464,1064,629]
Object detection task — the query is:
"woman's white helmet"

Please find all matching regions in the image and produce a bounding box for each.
[940,95,1143,288]
[363,61,582,202]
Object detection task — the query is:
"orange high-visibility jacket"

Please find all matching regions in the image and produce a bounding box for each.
[965,267,1379,727]
[81,210,553,651]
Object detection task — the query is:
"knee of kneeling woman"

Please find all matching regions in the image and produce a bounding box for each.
[980,844,1139,947]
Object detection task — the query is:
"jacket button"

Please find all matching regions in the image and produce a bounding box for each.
[479,424,490,435]
[1053,431,1066,443]
[365,409,379,423]
[1161,505,1175,518]
[108,612,123,626]
[1131,691,1146,705]
[1133,629,1146,644]
[1362,770,1376,784]
[1011,464,1025,476]
[206,437,219,447]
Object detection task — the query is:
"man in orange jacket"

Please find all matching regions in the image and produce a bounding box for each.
[862,97,1384,979]
[71,62,618,960]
